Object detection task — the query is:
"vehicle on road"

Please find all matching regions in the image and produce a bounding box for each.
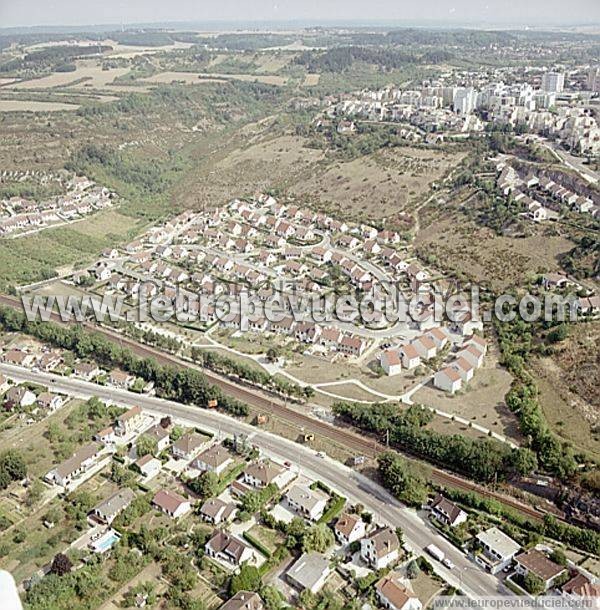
[442,558,455,569]
[426,544,445,562]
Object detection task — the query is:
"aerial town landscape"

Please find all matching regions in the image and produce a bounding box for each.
[0,1,599,609]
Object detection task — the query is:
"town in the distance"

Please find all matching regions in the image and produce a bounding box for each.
[0,9,598,610]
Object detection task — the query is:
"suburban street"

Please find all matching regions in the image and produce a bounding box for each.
[0,362,511,599]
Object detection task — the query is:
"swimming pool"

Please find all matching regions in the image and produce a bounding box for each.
[90,529,121,553]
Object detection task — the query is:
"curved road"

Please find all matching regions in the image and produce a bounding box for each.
[0,294,547,523]
[0,362,510,599]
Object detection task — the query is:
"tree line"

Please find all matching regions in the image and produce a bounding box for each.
[0,305,249,418]
[333,402,538,483]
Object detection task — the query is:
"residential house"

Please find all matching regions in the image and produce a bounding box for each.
[426,327,450,351]
[135,454,162,479]
[433,367,462,394]
[242,460,287,489]
[270,316,296,335]
[412,335,437,361]
[37,392,65,412]
[542,273,571,290]
[338,335,366,357]
[334,513,367,545]
[114,406,143,437]
[514,549,567,592]
[459,344,485,369]
[451,311,483,336]
[144,424,171,453]
[467,335,487,356]
[275,220,295,239]
[37,351,63,372]
[450,357,475,383]
[286,552,332,594]
[312,247,333,264]
[109,370,135,390]
[4,386,36,410]
[2,349,35,367]
[285,485,328,522]
[45,442,102,487]
[364,240,382,256]
[562,573,600,601]
[377,230,400,244]
[172,432,206,461]
[361,526,400,570]
[219,591,264,610]
[430,494,468,527]
[376,572,422,610]
[475,527,521,574]
[576,296,600,316]
[199,498,237,525]
[91,488,136,524]
[399,345,421,370]
[319,327,342,350]
[193,444,234,476]
[205,530,254,567]
[102,248,119,259]
[94,426,115,445]
[406,263,428,283]
[152,489,192,519]
[381,350,402,376]
[295,322,322,344]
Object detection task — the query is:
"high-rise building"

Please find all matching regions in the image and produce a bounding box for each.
[541,72,565,93]
[453,87,477,115]
[588,67,600,93]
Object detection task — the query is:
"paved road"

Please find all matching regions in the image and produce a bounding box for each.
[0,362,510,599]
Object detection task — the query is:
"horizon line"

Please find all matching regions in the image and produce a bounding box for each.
[2,18,600,33]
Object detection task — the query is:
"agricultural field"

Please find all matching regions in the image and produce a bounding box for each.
[0,100,79,112]
[142,71,288,86]
[10,60,131,90]
[140,72,227,85]
[0,209,142,289]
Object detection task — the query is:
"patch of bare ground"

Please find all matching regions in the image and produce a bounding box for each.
[414,214,574,291]
[172,133,325,211]
[290,146,465,222]
[531,322,600,459]
[412,345,522,444]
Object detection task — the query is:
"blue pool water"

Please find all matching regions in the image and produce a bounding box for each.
[92,530,121,553]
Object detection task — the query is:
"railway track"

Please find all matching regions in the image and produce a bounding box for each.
[0,294,547,522]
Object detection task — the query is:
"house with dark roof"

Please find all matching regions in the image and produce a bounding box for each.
[205,530,253,567]
[91,488,136,524]
[152,489,191,519]
[430,494,468,528]
[562,572,600,601]
[514,549,567,591]
[171,432,206,461]
[199,498,237,525]
[193,444,234,476]
[360,526,400,570]
[218,591,264,610]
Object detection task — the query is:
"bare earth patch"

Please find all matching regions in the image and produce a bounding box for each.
[412,347,521,444]
[415,216,574,290]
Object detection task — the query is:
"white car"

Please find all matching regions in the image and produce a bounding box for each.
[442,558,455,570]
